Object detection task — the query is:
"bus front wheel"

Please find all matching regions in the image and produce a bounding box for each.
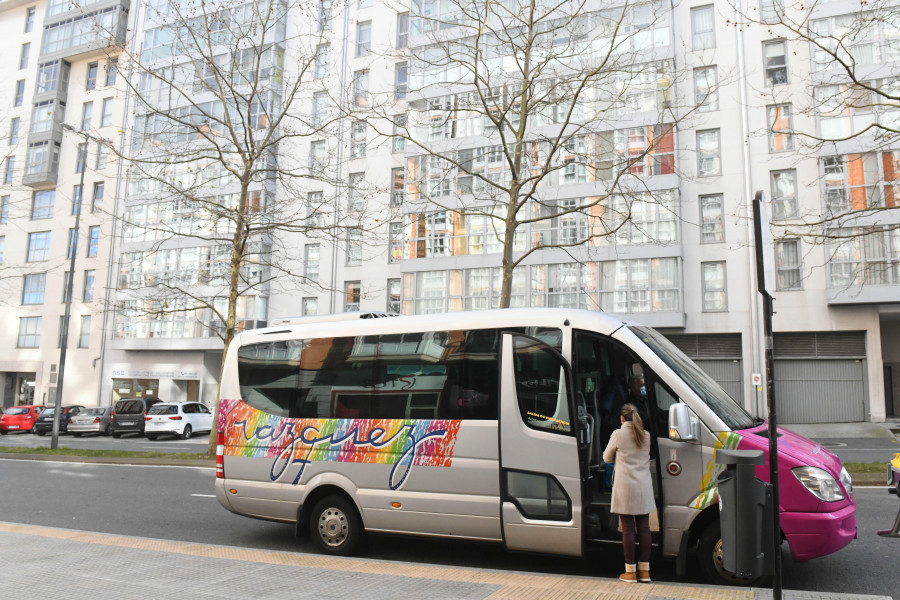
[310,495,362,556]
[697,521,761,587]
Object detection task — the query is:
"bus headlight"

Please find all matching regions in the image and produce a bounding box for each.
[792,466,845,502]
[839,466,853,497]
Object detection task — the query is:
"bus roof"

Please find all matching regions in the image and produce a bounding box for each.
[238,308,630,346]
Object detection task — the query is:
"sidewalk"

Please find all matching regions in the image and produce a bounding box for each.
[0,522,891,600]
[784,421,900,441]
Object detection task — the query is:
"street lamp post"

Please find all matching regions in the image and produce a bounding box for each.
[51,124,89,450]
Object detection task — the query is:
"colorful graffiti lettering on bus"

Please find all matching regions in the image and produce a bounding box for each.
[692,431,742,510]
[218,398,461,490]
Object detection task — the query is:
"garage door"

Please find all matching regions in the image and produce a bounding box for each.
[665,334,742,403]
[774,332,866,424]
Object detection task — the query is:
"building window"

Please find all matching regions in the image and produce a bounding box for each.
[599,258,680,313]
[17,316,42,348]
[767,104,794,152]
[100,98,113,127]
[67,228,78,259]
[105,59,117,86]
[31,190,55,219]
[86,62,98,90]
[356,21,371,57]
[391,167,405,206]
[9,118,20,145]
[20,43,30,70]
[57,315,67,348]
[73,184,83,215]
[701,261,727,312]
[1,196,9,223]
[3,157,13,184]
[312,91,327,128]
[346,229,362,265]
[352,70,369,107]
[760,0,784,22]
[827,227,900,287]
[771,169,798,220]
[314,44,329,79]
[78,315,91,348]
[389,221,402,262]
[309,140,326,172]
[697,129,721,176]
[763,40,787,85]
[348,172,365,211]
[23,273,46,305]
[821,153,890,213]
[692,6,715,50]
[81,101,93,130]
[304,244,319,282]
[62,270,73,303]
[776,239,802,290]
[387,278,401,312]
[76,142,87,173]
[87,226,100,257]
[15,80,25,107]
[694,66,718,112]
[344,281,361,312]
[700,194,724,243]
[397,12,409,48]
[91,182,104,212]
[25,7,35,33]
[395,63,408,99]
[350,121,366,158]
[392,114,407,153]
[302,297,317,316]
[26,141,60,177]
[83,269,95,301]
[95,142,108,169]
[317,0,332,31]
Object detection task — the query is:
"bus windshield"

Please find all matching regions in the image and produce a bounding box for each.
[629,325,756,430]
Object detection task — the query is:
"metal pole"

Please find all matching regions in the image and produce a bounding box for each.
[762,292,782,599]
[752,191,782,599]
[51,126,88,449]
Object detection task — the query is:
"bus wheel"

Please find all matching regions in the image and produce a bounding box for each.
[310,496,362,556]
[697,521,760,586]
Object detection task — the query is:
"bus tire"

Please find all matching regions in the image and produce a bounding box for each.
[310,495,362,556]
[697,521,761,587]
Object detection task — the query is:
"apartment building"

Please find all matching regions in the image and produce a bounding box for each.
[0,0,125,408]
[1,0,896,424]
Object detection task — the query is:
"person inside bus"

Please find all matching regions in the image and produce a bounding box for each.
[600,373,649,490]
[602,403,654,584]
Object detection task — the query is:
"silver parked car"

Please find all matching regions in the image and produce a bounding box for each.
[68,407,112,437]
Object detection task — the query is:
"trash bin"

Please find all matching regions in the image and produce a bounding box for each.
[715,449,773,578]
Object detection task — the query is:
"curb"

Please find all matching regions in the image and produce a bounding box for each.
[0,452,214,468]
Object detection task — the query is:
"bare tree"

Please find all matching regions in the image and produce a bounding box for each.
[732,0,900,289]
[364,0,696,307]
[111,0,356,452]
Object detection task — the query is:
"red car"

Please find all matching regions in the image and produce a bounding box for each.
[0,405,46,434]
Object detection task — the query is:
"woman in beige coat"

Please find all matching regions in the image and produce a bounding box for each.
[602,403,655,583]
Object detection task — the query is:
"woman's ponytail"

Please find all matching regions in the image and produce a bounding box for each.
[620,403,644,447]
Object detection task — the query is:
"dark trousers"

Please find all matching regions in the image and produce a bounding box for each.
[619,513,651,564]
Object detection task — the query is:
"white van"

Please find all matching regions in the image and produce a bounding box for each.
[214,309,856,584]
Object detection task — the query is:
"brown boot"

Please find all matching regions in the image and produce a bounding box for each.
[638,561,651,583]
[619,563,636,583]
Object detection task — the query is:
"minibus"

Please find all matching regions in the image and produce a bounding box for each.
[214,309,857,584]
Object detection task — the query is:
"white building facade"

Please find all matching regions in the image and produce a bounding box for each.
[1,0,897,423]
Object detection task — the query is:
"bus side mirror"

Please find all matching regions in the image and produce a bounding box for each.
[669,403,699,442]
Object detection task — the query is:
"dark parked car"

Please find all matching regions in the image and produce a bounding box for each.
[33,406,85,435]
[110,398,163,438]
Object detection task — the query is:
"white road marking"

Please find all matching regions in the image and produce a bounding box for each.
[0,458,214,471]
[191,494,216,498]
